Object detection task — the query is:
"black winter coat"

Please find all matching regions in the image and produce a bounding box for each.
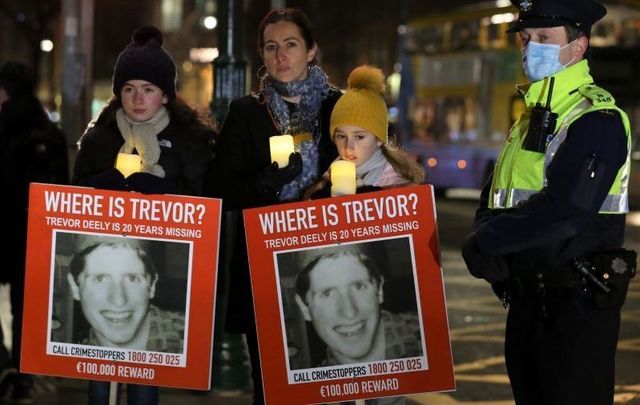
[209,88,341,332]
[209,88,342,209]
[73,119,213,197]
[472,110,628,268]
[0,96,68,281]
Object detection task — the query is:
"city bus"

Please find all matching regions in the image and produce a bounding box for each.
[396,1,640,206]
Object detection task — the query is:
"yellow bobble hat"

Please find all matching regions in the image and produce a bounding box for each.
[330,65,388,144]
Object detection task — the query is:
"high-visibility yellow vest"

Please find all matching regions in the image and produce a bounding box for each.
[489,60,631,214]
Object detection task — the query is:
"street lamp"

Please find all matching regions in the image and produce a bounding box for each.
[202,15,218,30]
[40,39,54,52]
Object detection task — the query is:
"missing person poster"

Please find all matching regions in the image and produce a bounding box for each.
[21,183,221,390]
[244,185,454,404]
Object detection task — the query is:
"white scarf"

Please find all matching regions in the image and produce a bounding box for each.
[356,149,387,187]
[116,107,170,178]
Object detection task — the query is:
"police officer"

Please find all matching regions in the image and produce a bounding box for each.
[461,0,633,404]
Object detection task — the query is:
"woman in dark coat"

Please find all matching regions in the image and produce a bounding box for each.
[209,8,341,404]
[73,96,214,196]
[72,26,215,405]
[73,28,215,197]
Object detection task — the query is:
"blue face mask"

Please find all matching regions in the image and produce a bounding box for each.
[522,41,575,82]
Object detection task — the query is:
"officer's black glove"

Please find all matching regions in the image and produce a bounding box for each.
[461,234,509,283]
[256,152,303,195]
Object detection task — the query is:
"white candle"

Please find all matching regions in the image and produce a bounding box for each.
[115,153,142,178]
[330,160,356,197]
[269,135,294,168]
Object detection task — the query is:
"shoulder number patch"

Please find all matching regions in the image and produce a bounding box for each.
[578,84,615,107]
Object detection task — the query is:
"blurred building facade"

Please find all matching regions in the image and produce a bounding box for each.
[2,0,639,133]
[0,0,465,119]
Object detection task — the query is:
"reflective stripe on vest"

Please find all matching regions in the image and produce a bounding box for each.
[492,187,628,212]
[491,100,631,213]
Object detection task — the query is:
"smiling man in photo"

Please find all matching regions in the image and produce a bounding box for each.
[294,250,421,366]
[67,238,184,353]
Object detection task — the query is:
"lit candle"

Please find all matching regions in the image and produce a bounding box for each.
[269,135,294,168]
[330,160,356,197]
[115,153,142,178]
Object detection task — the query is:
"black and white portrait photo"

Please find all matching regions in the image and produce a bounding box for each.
[49,232,191,355]
[276,237,425,373]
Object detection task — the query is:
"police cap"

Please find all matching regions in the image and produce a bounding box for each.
[507,0,607,37]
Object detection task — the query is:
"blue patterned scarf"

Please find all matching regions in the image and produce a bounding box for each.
[263,65,331,201]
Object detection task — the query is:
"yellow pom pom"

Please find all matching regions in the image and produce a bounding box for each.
[347,65,385,94]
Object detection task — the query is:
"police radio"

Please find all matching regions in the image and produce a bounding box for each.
[523,77,558,153]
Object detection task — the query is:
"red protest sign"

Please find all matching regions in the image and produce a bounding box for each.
[21,183,221,390]
[244,185,454,404]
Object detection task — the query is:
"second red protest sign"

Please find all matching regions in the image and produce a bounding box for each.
[244,185,455,404]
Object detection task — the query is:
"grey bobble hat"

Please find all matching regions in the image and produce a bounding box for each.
[112,26,177,99]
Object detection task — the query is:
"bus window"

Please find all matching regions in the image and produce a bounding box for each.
[397,3,640,194]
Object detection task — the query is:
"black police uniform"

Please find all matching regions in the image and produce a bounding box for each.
[462,1,635,404]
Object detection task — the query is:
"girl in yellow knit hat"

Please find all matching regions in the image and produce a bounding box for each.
[305,65,424,198]
[304,66,425,404]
